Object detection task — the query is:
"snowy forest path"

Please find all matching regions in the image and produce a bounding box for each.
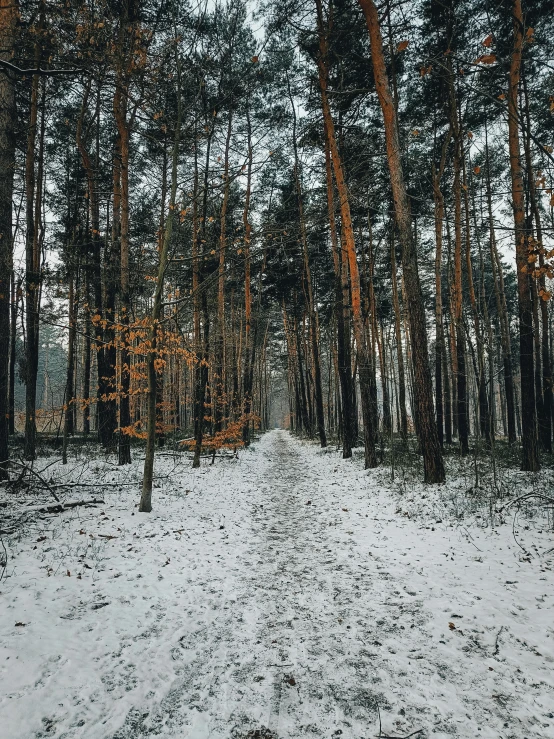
[1,430,552,739]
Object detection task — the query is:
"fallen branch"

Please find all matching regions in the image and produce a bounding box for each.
[49,481,139,489]
[1,460,61,502]
[498,493,554,513]
[30,498,104,514]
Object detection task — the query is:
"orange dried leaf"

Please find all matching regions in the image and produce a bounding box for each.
[475,54,496,64]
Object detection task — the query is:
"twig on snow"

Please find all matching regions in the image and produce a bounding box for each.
[376,703,423,739]
[0,534,7,583]
[494,625,504,656]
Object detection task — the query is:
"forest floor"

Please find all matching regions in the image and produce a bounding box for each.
[0,429,553,739]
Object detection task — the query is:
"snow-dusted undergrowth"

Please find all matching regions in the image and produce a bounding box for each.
[0,430,552,738]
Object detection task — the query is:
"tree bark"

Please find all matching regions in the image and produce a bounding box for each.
[522,70,551,452]
[62,268,77,464]
[288,80,327,447]
[461,138,490,445]
[0,0,18,477]
[76,80,108,442]
[242,106,254,445]
[358,0,444,481]
[324,131,355,456]
[24,16,45,460]
[508,0,540,471]
[114,25,132,465]
[140,47,181,511]
[447,64,469,456]
[432,126,451,447]
[214,112,233,434]
[390,240,407,440]
[315,0,377,467]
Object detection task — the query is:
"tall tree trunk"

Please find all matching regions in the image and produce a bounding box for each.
[0,0,18,477]
[358,0,444,481]
[62,268,77,464]
[114,28,132,464]
[191,131,204,467]
[367,224,390,437]
[24,20,45,460]
[101,127,120,451]
[114,60,132,464]
[140,47,181,511]
[288,80,327,447]
[484,130,516,443]
[294,307,312,436]
[442,311,453,445]
[82,291,91,436]
[324,131,355,456]
[522,70,552,452]
[315,0,377,468]
[76,80,108,442]
[447,65,469,455]
[9,274,18,436]
[214,113,233,434]
[461,138,490,444]
[193,92,217,467]
[390,240,408,440]
[508,0,540,471]
[432,127,451,447]
[242,107,254,445]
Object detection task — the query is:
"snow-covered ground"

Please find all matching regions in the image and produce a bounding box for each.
[0,430,553,739]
